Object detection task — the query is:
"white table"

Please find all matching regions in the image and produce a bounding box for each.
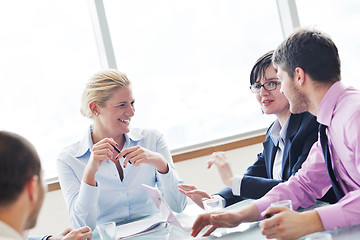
[95,200,360,240]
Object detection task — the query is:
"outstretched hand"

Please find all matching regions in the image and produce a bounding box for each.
[178,183,211,208]
[191,204,259,237]
[191,211,244,237]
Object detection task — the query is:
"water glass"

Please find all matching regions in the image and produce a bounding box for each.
[96,221,116,240]
[270,199,293,210]
[305,232,332,240]
[203,197,224,212]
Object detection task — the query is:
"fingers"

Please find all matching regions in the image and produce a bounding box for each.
[93,148,114,163]
[122,146,159,168]
[206,159,215,169]
[177,187,188,196]
[92,138,119,163]
[63,226,92,240]
[202,225,217,237]
[78,226,92,233]
[191,214,210,237]
[259,207,291,239]
[59,227,73,236]
[207,151,228,169]
[261,206,288,219]
[122,146,141,168]
[259,217,282,239]
[178,184,196,191]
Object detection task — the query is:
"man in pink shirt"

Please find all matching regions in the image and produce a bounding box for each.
[191,28,360,240]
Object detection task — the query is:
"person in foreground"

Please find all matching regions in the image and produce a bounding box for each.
[57,69,187,230]
[178,51,335,209]
[0,131,92,240]
[191,28,360,240]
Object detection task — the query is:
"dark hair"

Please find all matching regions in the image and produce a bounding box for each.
[250,50,274,85]
[0,131,41,206]
[272,28,341,82]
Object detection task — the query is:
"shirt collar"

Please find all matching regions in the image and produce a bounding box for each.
[317,81,346,127]
[269,115,290,146]
[0,221,23,240]
[75,125,144,157]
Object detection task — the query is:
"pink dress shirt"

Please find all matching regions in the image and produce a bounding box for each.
[253,81,360,230]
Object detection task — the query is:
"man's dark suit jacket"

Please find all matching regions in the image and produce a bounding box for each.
[218,112,337,206]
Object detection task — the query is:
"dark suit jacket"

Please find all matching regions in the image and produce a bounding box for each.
[218,112,337,206]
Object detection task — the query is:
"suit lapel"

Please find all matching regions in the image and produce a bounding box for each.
[263,137,278,179]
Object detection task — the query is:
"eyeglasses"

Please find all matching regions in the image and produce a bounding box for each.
[249,81,281,93]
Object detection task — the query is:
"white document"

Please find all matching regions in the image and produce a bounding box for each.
[116,215,168,239]
[142,184,195,231]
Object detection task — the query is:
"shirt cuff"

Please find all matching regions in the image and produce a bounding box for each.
[315,203,346,231]
[252,196,273,220]
[232,175,243,196]
[41,235,52,240]
[156,166,182,186]
[78,180,100,208]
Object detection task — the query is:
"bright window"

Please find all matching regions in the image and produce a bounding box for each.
[296,0,360,88]
[0,1,98,179]
[104,0,283,150]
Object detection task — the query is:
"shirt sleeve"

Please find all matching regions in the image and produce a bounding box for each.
[252,141,331,220]
[232,175,243,196]
[315,190,360,230]
[154,133,187,213]
[28,236,50,240]
[57,151,100,230]
[315,111,360,230]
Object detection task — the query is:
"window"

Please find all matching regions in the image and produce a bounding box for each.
[296,0,360,88]
[8,1,356,180]
[0,0,98,179]
[104,0,282,150]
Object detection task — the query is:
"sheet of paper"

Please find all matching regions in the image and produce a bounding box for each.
[116,215,168,239]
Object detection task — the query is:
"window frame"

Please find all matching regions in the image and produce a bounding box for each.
[46,0,298,188]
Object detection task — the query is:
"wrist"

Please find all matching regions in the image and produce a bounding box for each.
[301,210,324,234]
[155,154,169,174]
[241,204,260,222]
[157,162,169,174]
[83,172,97,186]
[224,176,234,188]
[83,165,97,186]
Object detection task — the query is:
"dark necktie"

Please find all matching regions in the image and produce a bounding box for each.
[319,124,345,200]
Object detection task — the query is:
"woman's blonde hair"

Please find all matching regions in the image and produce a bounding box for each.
[80,69,131,119]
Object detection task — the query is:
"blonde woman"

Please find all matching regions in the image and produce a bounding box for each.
[57,70,187,230]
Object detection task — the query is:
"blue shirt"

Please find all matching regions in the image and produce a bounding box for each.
[57,125,187,230]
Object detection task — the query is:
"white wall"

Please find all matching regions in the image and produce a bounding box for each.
[29,143,262,236]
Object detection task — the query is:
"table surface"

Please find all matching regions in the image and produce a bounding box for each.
[95,200,360,240]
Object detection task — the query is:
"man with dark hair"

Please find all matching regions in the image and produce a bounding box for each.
[191,28,360,240]
[0,131,92,240]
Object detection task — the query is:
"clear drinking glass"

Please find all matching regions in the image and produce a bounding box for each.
[203,197,224,212]
[305,232,333,240]
[96,221,116,240]
[270,199,293,210]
